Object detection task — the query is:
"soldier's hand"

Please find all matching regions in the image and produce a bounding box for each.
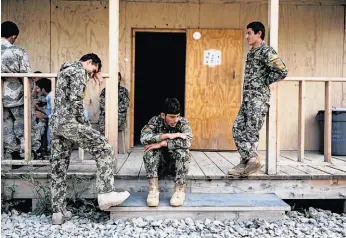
[93,72,103,86]
[144,142,162,152]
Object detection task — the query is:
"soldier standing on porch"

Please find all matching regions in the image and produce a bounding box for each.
[1,21,41,160]
[140,98,193,207]
[98,72,129,134]
[49,53,130,225]
[228,21,288,176]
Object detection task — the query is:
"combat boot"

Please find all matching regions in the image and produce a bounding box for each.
[241,156,263,176]
[147,177,160,207]
[170,183,185,207]
[52,210,72,225]
[98,191,130,210]
[228,159,247,176]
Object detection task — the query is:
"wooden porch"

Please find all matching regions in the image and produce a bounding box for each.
[2,149,346,201]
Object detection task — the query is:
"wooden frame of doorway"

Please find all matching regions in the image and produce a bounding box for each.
[130,28,186,148]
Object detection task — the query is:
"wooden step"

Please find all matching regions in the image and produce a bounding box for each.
[107,193,291,221]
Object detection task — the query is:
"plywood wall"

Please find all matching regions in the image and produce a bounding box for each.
[1,0,51,72]
[2,0,345,151]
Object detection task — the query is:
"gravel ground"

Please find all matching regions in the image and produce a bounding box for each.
[1,207,346,238]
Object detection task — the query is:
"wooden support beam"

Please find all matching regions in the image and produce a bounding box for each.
[266,0,279,175]
[0,79,3,159]
[298,81,305,162]
[24,77,31,161]
[108,0,119,167]
[324,81,332,162]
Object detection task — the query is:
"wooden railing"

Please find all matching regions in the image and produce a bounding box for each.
[283,77,346,163]
[1,74,346,171]
[0,73,109,166]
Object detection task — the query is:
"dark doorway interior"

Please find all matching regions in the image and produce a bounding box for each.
[134,32,186,145]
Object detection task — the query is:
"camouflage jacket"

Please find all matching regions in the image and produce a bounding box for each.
[99,85,130,115]
[243,42,288,102]
[140,116,193,150]
[1,38,32,107]
[51,61,88,123]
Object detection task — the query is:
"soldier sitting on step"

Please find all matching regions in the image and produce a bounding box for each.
[140,98,193,207]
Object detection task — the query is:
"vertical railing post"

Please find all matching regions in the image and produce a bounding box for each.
[266,0,279,174]
[0,78,3,160]
[298,80,305,162]
[24,77,32,161]
[324,81,332,162]
[109,0,120,170]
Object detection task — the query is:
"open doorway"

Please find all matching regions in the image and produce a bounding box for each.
[133,31,186,146]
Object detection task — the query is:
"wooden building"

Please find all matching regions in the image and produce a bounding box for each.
[1,0,346,211]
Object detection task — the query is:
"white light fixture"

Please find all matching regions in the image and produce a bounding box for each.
[193,31,201,40]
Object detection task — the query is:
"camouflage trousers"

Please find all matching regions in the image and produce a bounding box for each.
[50,118,115,213]
[3,106,41,155]
[36,119,49,149]
[143,148,191,185]
[232,99,269,161]
[99,112,127,135]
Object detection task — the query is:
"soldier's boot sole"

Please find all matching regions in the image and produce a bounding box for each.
[98,191,130,210]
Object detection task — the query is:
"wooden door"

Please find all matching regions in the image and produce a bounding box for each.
[185,29,242,150]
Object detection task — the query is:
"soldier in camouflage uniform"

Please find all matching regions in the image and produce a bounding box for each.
[228,21,288,177]
[1,21,41,160]
[140,98,193,207]
[32,71,49,145]
[49,53,130,225]
[98,72,129,135]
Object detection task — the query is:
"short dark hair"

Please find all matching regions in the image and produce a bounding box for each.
[36,78,52,93]
[161,98,181,115]
[247,21,265,40]
[79,53,102,72]
[34,71,42,74]
[118,72,122,80]
[1,21,19,38]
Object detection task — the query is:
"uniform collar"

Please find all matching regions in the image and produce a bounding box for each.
[250,41,265,53]
[1,38,12,46]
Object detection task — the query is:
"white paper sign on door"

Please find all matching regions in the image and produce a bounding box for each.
[203,49,221,67]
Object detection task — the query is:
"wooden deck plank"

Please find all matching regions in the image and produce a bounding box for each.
[278,165,310,178]
[187,155,205,180]
[333,155,346,162]
[218,152,240,166]
[191,151,225,179]
[304,151,346,165]
[117,151,143,178]
[327,165,346,174]
[115,154,130,174]
[289,165,333,179]
[204,152,233,175]
[308,165,346,176]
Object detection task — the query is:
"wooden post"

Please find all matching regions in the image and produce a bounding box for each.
[50,77,56,109]
[298,81,305,162]
[24,77,32,161]
[324,81,332,162]
[0,78,3,159]
[108,0,119,167]
[266,0,279,175]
